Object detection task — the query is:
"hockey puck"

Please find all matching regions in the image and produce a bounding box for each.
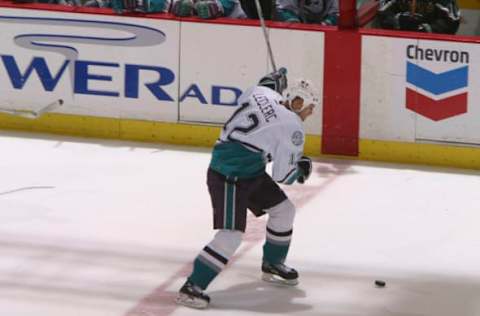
[374,280,386,287]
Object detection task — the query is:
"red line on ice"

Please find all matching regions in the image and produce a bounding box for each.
[123,162,348,316]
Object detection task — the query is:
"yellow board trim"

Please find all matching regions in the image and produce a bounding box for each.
[4,113,479,170]
[359,139,480,170]
[0,112,322,156]
[457,0,480,9]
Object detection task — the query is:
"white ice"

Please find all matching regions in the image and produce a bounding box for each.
[0,130,480,316]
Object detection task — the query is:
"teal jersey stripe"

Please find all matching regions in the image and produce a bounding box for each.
[210,142,266,179]
[225,182,235,229]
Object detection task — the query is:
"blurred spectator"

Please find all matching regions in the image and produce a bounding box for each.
[111,0,170,13]
[373,0,460,34]
[276,0,339,25]
[35,0,82,5]
[171,0,246,18]
[240,0,275,20]
[11,0,34,3]
[84,0,110,7]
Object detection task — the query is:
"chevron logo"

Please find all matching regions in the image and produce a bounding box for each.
[405,62,469,121]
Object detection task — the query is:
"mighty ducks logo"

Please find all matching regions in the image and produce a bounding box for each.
[291,130,303,146]
[405,45,469,121]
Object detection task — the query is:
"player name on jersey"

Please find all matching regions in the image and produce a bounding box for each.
[253,93,278,122]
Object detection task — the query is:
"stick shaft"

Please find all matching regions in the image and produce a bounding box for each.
[254,0,277,72]
[0,98,63,119]
[35,99,64,116]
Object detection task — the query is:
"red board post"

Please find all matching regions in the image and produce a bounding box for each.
[321,0,361,156]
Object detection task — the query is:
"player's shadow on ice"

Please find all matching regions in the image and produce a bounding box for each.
[208,281,312,313]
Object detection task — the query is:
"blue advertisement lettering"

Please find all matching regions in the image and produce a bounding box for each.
[1,55,69,91]
[211,85,242,106]
[74,60,119,97]
[180,84,208,104]
[125,64,175,101]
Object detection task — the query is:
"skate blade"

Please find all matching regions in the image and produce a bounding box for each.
[175,293,209,309]
[262,272,299,286]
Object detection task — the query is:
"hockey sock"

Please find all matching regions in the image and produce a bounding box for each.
[188,248,224,290]
[263,227,292,264]
[263,199,295,264]
[188,230,242,289]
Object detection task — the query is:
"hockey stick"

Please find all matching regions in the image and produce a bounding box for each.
[254,0,277,72]
[0,99,64,119]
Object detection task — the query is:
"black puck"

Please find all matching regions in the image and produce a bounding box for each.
[375,280,386,287]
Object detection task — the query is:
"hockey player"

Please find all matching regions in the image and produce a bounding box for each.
[373,0,460,34]
[277,0,339,25]
[175,68,320,309]
[171,0,246,19]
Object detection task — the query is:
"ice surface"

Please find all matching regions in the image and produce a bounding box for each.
[1,130,479,316]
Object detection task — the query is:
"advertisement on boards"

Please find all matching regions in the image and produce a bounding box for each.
[178,22,325,135]
[361,36,480,145]
[412,40,480,145]
[0,8,180,122]
[0,8,324,135]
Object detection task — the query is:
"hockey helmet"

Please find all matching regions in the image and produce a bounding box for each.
[283,79,320,113]
[258,67,288,94]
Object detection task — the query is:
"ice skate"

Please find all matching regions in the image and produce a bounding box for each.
[261,261,299,286]
[175,280,210,309]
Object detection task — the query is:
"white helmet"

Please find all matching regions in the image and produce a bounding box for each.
[283,79,320,112]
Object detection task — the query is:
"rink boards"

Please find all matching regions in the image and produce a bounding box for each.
[360,35,480,168]
[0,3,479,168]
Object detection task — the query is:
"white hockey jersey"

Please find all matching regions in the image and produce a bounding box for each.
[209,86,305,184]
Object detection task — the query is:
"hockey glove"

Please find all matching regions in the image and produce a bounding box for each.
[297,156,312,184]
[171,0,194,16]
[195,0,224,19]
